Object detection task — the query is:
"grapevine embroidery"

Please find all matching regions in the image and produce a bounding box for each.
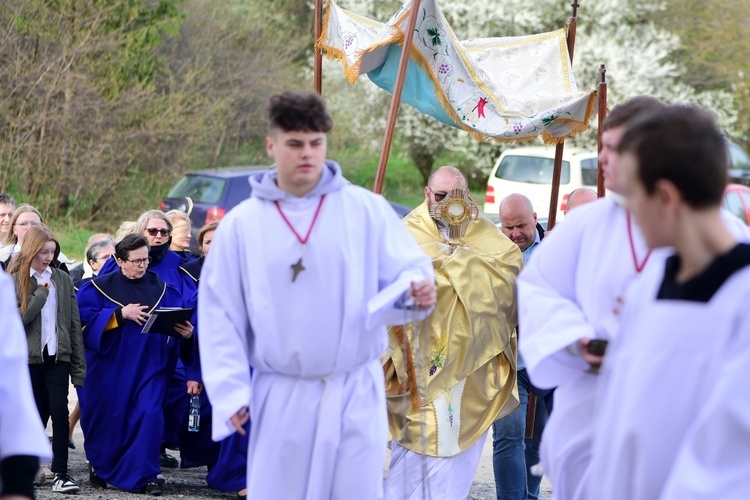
[429,331,448,376]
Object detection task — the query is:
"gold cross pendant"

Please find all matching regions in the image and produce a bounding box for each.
[291,257,305,282]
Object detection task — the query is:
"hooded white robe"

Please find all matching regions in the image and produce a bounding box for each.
[589,244,750,500]
[198,162,433,500]
[518,197,658,500]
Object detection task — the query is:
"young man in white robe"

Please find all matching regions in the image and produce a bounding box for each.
[588,104,750,500]
[0,270,52,499]
[516,95,667,500]
[197,91,437,500]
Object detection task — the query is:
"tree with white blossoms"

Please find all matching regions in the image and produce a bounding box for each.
[321,0,738,187]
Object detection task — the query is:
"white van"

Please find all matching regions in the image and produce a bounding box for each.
[484,146,598,222]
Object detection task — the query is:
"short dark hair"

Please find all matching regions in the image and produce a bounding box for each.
[115,233,149,261]
[268,91,333,134]
[0,194,15,206]
[618,104,727,208]
[603,95,666,131]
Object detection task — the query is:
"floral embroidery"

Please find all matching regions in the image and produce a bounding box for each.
[429,331,448,376]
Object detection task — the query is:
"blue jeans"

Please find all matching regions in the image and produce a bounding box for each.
[492,369,550,500]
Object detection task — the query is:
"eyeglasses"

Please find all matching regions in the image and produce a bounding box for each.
[145,228,171,237]
[124,257,151,266]
[428,187,448,202]
[14,221,40,228]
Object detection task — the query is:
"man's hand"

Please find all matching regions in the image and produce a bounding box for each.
[174,321,194,340]
[230,406,250,435]
[186,381,202,395]
[122,303,149,325]
[578,337,606,366]
[409,279,437,309]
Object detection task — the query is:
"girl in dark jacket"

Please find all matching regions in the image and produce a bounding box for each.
[7,224,86,494]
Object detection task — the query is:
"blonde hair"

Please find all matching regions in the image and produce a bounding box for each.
[2,204,44,246]
[135,210,172,236]
[165,210,191,250]
[7,224,59,314]
[114,221,136,244]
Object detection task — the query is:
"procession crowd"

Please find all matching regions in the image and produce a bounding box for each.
[1,90,749,500]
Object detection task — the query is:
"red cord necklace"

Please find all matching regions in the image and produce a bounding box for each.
[627,212,652,273]
[274,195,326,282]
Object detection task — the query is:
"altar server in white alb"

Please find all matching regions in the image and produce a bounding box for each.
[516,96,668,500]
[198,91,436,500]
[588,104,750,499]
[0,270,52,499]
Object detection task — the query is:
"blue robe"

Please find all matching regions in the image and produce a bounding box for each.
[179,260,248,491]
[76,271,183,491]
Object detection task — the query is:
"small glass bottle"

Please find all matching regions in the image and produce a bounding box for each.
[188,394,200,432]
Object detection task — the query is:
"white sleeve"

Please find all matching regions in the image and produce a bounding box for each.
[0,272,52,461]
[518,216,595,389]
[660,304,750,500]
[198,212,253,442]
[366,196,434,328]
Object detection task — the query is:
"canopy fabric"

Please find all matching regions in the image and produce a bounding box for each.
[317,0,598,144]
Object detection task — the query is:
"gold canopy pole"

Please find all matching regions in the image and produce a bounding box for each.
[373,0,423,194]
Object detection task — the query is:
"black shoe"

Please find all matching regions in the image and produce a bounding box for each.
[68,440,76,449]
[143,481,162,496]
[159,452,179,469]
[88,463,107,489]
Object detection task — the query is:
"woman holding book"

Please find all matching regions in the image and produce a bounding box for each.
[75,233,192,496]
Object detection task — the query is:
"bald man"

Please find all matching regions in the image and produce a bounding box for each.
[499,194,545,261]
[565,188,597,214]
[384,166,522,499]
[494,193,550,500]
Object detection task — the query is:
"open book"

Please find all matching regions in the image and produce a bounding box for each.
[141,307,194,337]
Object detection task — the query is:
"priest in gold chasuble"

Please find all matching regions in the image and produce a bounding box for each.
[383,167,523,498]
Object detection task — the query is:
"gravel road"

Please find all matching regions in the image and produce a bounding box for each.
[34,389,551,499]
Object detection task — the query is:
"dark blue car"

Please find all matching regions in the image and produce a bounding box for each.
[161,166,412,247]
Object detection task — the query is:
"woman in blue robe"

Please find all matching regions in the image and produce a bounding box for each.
[76,234,193,495]
[179,223,249,497]
[97,211,189,466]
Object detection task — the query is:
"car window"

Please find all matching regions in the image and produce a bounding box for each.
[495,155,570,184]
[724,192,747,223]
[167,175,227,204]
[728,142,750,169]
[580,158,598,186]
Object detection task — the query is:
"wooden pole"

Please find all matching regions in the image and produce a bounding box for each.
[597,64,608,197]
[314,0,323,94]
[372,0,422,194]
[545,0,579,231]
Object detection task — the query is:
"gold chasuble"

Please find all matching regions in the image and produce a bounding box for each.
[384,201,523,457]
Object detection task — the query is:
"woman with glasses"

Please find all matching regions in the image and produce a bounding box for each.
[75,233,193,496]
[6,224,86,494]
[0,204,76,272]
[0,204,43,268]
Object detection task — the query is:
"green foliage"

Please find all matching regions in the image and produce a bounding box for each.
[52,224,95,263]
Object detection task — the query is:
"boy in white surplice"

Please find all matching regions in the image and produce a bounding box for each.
[589,104,750,499]
[197,91,437,500]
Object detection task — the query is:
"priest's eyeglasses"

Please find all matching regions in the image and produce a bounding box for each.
[125,257,151,266]
[427,187,448,202]
[145,228,171,237]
